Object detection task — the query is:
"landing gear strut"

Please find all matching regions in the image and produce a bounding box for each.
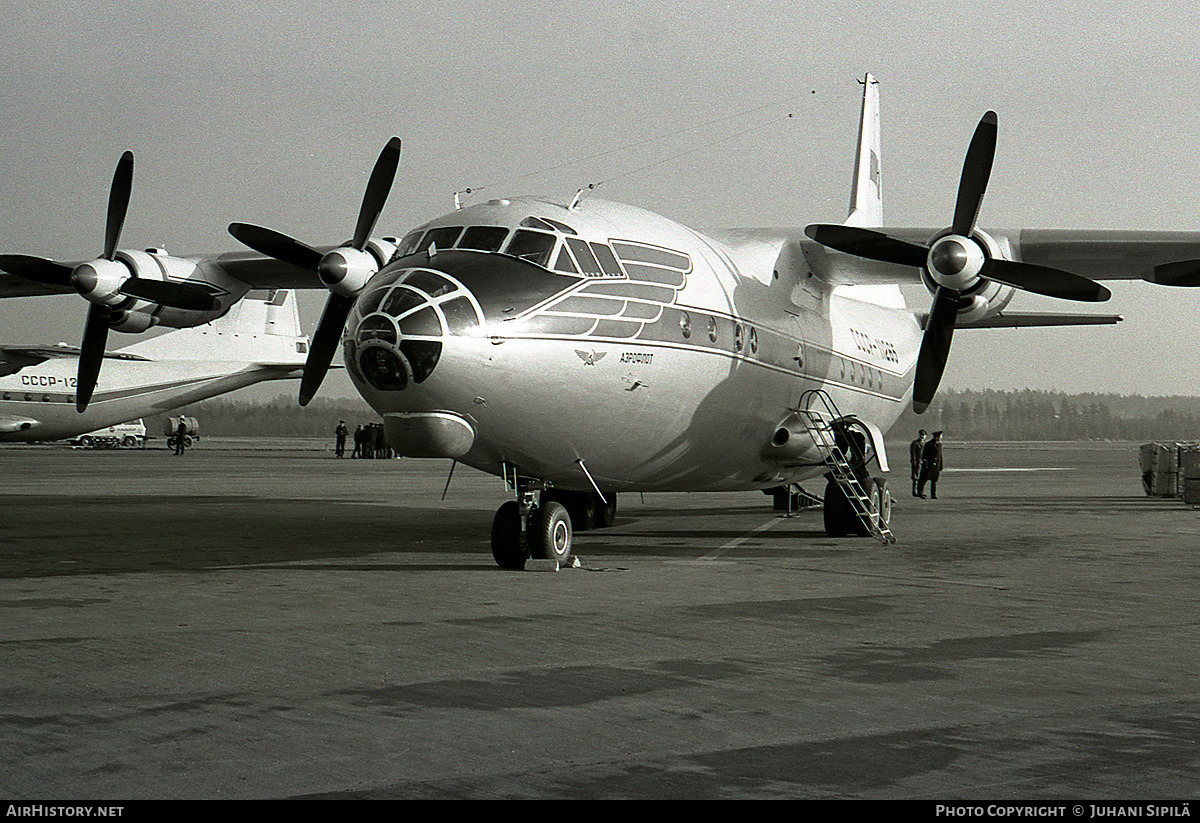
[490,470,617,569]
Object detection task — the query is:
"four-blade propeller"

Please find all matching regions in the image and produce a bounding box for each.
[0,151,217,411]
[229,137,402,406]
[805,111,1111,413]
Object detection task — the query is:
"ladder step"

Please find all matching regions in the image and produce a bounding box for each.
[798,390,895,545]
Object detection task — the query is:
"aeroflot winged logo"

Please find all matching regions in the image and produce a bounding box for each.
[575,349,607,366]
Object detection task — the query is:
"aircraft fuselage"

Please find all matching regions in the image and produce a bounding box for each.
[345,196,921,492]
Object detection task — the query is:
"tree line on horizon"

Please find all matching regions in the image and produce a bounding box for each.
[894,389,1200,442]
[144,388,1200,442]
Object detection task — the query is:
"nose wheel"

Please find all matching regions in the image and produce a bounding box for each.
[490,476,575,570]
[490,473,618,569]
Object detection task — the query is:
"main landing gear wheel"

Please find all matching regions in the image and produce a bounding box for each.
[530,500,572,563]
[491,501,529,570]
[822,477,855,537]
[543,490,616,531]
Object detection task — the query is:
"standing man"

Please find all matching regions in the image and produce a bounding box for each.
[335,420,349,457]
[910,429,926,497]
[918,431,944,499]
[174,417,188,456]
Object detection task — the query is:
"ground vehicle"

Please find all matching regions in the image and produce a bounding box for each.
[68,419,146,449]
[164,416,200,449]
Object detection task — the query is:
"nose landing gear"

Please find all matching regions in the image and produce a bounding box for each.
[490,470,617,570]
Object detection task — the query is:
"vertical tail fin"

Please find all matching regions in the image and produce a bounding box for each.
[845,73,882,228]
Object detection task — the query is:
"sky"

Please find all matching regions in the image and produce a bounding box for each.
[2,0,1199,400]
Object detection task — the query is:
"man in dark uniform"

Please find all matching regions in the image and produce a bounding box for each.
[910,429,926,497]
[174,418,188,456]
[918,431,943,499]
[334,420,348,457]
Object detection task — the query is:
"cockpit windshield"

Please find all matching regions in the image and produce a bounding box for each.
[391,216,622,278]
[503,230,556,268]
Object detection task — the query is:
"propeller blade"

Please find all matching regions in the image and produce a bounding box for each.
[913,287,960,414]
[951,111,997,237]
[76,304,110,412]
[804,224,928,268]
[351,137,402,250]
[228,223,324,271]
[103,151,134,260]
[119,278,218,311]
[0,254,74,287]
[983,259,1111,302]
[299,293,355,406]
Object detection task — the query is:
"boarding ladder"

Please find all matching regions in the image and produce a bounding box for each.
[798,389,896,544]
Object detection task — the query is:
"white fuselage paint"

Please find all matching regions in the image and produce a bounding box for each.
[347,197,923,493]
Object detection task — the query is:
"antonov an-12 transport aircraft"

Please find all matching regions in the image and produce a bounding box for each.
[4,75,1199,567]
[0,290,309,443]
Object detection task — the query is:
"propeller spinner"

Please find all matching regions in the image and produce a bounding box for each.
[0,151,217,411]
[229,137,402,406]
[805,112,1111,414]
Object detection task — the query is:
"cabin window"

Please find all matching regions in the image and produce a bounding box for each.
[707,317,718,343]
[679,311,691,339]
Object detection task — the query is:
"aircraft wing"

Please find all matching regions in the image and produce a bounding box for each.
[793,228,1200,287]
[1012,229,1200,284]
[0,251,326,299]
[0,344,149,376]
[204,252,325,289]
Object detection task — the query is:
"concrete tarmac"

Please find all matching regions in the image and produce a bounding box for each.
[1,439,1197,800]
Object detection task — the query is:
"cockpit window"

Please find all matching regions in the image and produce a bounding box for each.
[520,216,556,232]
[565,237,603,276]
[540,217,577,235]
[458,225,510,252]
[504,230,556,267]
[396,230,425,257]
[423,226,464,252]
[553,246,578,274]
[590,242,624,277]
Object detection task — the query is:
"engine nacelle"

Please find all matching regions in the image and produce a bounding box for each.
[919,228,1016,324]
[318,238,398,298]
[107,309,158,333]
[72,250,231,333]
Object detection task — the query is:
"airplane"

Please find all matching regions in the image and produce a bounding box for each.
[5,74,1200,568]
[0,289,309,442]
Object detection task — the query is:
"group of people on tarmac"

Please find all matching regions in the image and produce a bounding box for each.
[334,420,394,459]
[909,429,944,498]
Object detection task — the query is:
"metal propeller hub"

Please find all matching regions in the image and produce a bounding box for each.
[318,247,378,297]
[927,234,985,291]
[69,259,127,306]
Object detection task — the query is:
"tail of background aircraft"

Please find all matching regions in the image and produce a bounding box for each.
[844,73,882,228]
[115,290,309,366]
